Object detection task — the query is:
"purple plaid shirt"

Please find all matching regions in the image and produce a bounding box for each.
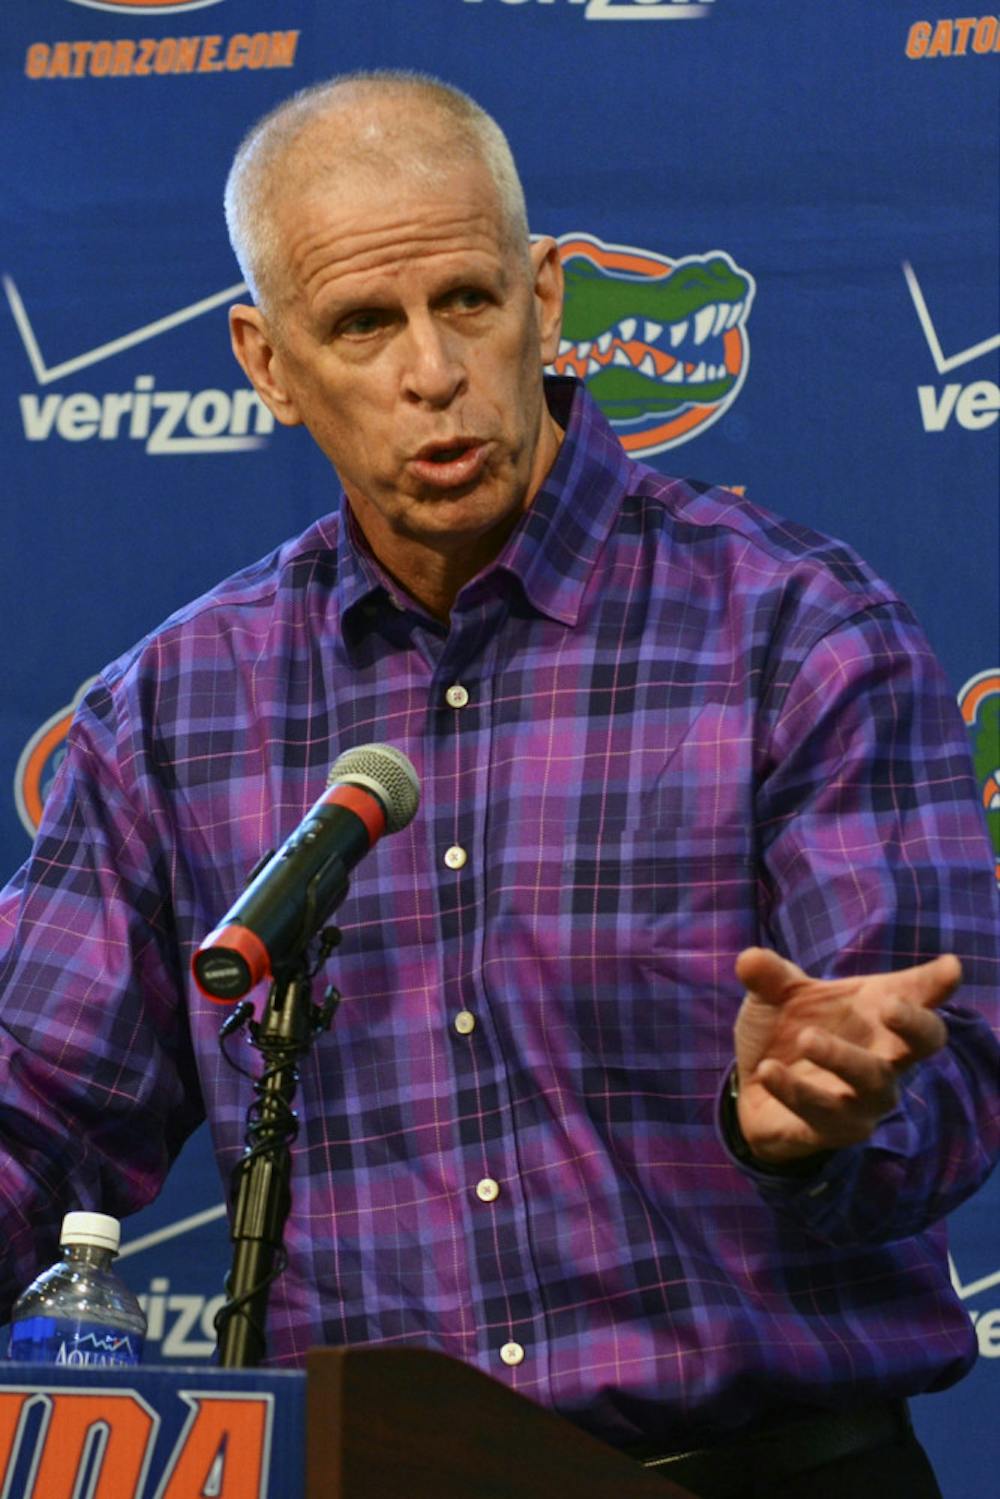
[1,379,997,1449]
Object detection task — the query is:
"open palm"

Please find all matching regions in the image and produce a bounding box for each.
[732,947,959,1163]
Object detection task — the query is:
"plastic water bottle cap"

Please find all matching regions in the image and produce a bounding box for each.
[59,1212,121,1253]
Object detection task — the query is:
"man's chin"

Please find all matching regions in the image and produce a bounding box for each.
[398,480,529,549]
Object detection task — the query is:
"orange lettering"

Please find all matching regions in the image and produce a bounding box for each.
[111,39,136,76]
[269,31,300,69]
[247,34,273,69]
[198,36,224,73]
[174,37,200,74]
[154,37,177,75]
[227,33,251,70]
[48,42,72,80]
[134,38,156,76]
[29,1392,155,1499]
[905,20,931,58]
[973,14,998,50]
[952,17,977,54]
[927,19,953,56]
[91,41,114,77]
[25,43,49,79]
[70,41,92,78]
[160,1394,270,1499]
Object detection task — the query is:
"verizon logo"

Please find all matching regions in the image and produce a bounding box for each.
[5,274,272,455]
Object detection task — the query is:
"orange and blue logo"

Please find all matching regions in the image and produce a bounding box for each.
[0,1385,272,1497]
[958,669,1000,884]
[549,233,755,455]
[14,680,95,837]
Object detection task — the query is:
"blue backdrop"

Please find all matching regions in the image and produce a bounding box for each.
[1,3,997,1494]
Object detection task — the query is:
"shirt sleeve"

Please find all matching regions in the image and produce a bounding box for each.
[0,676,204,1309]
[742,599,1000,1244]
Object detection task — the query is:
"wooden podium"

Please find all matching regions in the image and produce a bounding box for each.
[0,1347,697,1497]
[307,1347,695,1498]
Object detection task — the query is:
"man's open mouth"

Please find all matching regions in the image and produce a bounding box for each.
[408,439,490,489]
[425,444,475,464]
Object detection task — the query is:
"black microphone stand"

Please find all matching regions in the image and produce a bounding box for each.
[214,917,341,1369]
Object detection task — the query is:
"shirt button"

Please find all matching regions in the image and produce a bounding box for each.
[454,1010,476,1035]
[500,1342,525,1367]
[475,1178,500,1203]
[445,684,469,709]
[444,845,467,870]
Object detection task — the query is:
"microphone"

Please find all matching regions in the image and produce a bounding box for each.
[192,743,420,1002]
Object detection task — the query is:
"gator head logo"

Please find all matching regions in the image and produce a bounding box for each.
[64,1,225,13]
[14,680,95,837]
[550,234,755,455]
[959,669,1000,884]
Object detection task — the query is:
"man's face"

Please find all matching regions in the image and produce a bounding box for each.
[232,154,564,576]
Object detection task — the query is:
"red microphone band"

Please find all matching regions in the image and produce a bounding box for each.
[196,923,271,1002]
[324,781,387,845]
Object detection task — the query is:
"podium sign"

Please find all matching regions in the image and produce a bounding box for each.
[0,1349,692,1498]
[0,1362,305,1499]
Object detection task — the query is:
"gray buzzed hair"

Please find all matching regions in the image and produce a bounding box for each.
[224,70,531,318]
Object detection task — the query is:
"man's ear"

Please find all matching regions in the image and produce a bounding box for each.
[229,304,303,428]
[529,237,565,367]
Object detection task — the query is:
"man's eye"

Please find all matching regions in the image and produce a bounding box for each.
[451,289,488,311]
[339,312,384,337]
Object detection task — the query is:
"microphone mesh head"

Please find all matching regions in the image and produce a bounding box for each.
[327,744,420,833]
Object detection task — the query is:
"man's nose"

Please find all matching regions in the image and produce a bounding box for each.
[400,319,467,407]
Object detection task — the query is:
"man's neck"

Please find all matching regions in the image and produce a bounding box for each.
[346,407,565,622]
[355,511,524,622]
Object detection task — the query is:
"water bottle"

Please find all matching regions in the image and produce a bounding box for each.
[6,1211,146,1367]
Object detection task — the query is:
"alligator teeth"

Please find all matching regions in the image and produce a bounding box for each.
[639,353,657,377]
[597,331,613,354]
[693,308,715,345]
[618,318,637,341]
[726,302,743,329]
[670,321,688,347]
[578,340,592,358]
[690,361,707,382]
[713,304,731,337]
[644,320,664,343]
[665,362,684,383]
[613,348,631,367]
[558,338,573,356]
[586,357,601,376]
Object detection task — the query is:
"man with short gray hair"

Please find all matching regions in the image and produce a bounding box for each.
[0,72,995,1499]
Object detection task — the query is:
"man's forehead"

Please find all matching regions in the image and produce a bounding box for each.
[285,140,499,217]
[257,108,525,315]
[286,196,513,315]
[276,157,505,270]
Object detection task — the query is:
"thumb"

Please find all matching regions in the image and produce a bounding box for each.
[734,946,806,1006]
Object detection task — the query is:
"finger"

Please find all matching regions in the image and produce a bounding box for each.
[794,1030,899,1114]
[887,953,962,1010]
[734,947,807,1005]
[752,1059,886,1148]
[878,996,948,1062]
